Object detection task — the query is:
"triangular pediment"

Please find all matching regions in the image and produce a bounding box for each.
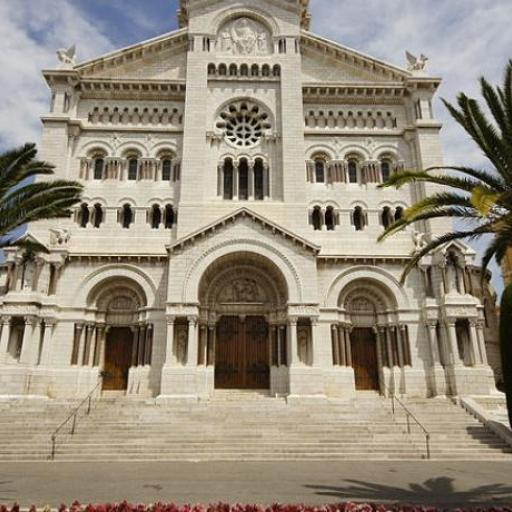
[74,28,188,80]
[301,32,411,84]
[168,208,320,255]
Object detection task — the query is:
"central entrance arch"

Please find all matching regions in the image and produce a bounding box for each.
[198,252,289,390]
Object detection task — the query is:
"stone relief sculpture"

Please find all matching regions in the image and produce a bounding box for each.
[217,17,271,55]
[412,231,427,252]
[49,228,71,246]
[219,278,262,303]
[56,45,77,69]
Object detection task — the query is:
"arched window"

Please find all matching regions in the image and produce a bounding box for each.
[348,160,358,183]
[262,65,270,77]
[164,204,175,229]
[251,64,259,77]
[92,203,103,228]
[79,203,90,228]
[223,158,234,200]
[93,158,105,180]
[353,206,365,231]
[273,65,281,77]
[240,64,249,76]
[121,204,134,229]
[254,159,264,201]
[207,63,216,75]
[127,158,138,181]
[381,160,391,183]
[238,159,249,200]
[162,159,172,181]
[219,64,227,76]
[381,207,393,229]
[312,206,322,231]
[314,159,325,183]
[394,207,404,221]
[229,64,237,76]
[150,204,161,229]
[325,206,336,231]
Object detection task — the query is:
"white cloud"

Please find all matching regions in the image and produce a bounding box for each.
[311,0,512,295]
[0,0,114,149]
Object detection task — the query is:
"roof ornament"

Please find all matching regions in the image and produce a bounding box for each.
[405,51,428,73]
[56,45,77,69]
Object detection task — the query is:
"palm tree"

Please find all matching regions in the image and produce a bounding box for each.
[0,143,83,249]
[378,60,512,427]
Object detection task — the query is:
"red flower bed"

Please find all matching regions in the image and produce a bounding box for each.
[1,503,511,512]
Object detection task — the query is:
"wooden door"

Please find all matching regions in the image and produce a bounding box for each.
[215,316,270,390]
[351,327,380,391]
[103,327,133,391]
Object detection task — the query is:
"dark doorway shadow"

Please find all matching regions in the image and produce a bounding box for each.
[306,477,512,506]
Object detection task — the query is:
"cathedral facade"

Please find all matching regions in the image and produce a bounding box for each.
[0,0,502,400]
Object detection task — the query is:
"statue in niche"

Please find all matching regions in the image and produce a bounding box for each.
[412,230,427,253]
[217,17,270,55]
[445,251,461,294]
[22,261,36,290]
[297,326,310,365]
[176,327,188,364]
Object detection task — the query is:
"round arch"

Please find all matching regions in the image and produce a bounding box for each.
[210,6,279,36]
[178,240,303,304]
[74,264,158,309]
[324,266,410,310]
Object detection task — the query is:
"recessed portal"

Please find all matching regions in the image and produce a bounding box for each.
[103,327,133,391]
[215,315,270,390]
[351,327,379,391]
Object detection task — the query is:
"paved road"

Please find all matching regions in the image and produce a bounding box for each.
[1,461,512,508]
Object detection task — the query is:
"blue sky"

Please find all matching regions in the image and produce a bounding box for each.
[0,0,510,296]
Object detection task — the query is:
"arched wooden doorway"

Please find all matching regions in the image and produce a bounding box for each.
[87,279,149,392]
[198,252,288,390]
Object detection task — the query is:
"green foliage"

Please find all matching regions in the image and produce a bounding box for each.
[0,143,83,250]
[378,60,512,283]
[500,283,512,428]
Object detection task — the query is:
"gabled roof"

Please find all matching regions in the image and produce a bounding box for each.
[72,28,188,77]
[301,31,411,82]
[168,207,320,255]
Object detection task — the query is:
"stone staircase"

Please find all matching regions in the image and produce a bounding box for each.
[0,392,511,462]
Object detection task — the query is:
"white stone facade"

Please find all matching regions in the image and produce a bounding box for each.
[0,0,501,400]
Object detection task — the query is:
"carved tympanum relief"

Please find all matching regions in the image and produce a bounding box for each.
[217,17,271,55]
[218,278,263,303]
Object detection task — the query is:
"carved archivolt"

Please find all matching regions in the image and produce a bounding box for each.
[217,17,272,56]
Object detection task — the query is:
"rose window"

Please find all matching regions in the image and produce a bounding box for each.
[216,101,271,148]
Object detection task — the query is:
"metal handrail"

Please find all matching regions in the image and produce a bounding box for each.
[50,376,103,460]
[386,387,431,459]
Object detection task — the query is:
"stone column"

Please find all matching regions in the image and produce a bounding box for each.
[130,326,139,367]
[396,326,405,368]
[345,326,353,367]
[84,324,96,367]
[19,317,36,365]
[137,324,146,366]
[199,325,207,366]
[0,317,11,364]
[331,325,340,366]
[385,327,394,367]
[476,320,489,366]
[233,163,239,200]
[164,317,176,367]
[186,317,198,367]
[207,324,216,366]
[374,327,384,369]
[338,325,347,366]
[468,320,480,367]
[426,321,441,367]
[320,208,327,231]
[39,320,56,366]
[248,161,255,200]
[278,325,286,366]
[94,325,106,368]
[287,317,298,367]
[73,324,85,366]
[310,318,318,366]
[145,324,153,365]
[446,320,462,367]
